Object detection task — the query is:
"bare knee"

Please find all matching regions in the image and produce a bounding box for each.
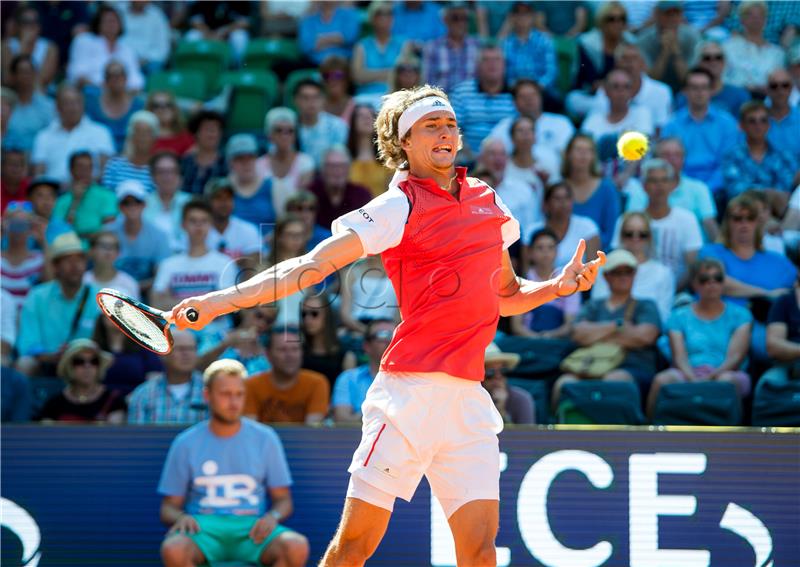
[160,536,196,567]
[551,373,579,409]
[603,369,634,382]
[262,532,309,567]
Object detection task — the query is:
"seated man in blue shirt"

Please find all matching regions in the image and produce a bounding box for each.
[332,319,395,424]
[158,359,309,567]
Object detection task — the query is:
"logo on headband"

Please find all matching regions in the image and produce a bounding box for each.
[432,100,446,107]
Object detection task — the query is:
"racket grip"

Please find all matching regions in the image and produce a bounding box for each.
[186,308,199,323]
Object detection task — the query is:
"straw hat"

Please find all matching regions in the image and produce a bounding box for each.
[484,342,520,370]
[56,339,113,381]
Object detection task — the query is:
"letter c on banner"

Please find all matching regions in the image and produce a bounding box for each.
[1,497,41,566]
[517,450,613,567]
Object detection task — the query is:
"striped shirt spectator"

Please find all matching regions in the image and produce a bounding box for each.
[450,79,516,157]
[0,251,44,310]
[126,370,207,425]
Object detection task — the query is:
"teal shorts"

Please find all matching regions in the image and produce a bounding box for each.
[188,514,288,566]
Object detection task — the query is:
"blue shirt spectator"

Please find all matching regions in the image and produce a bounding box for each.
[353,33,407,96]
[674,86,751,118]
[332,365,373,417]
[572,177,620,249]
[5,77,55,151]
[392,1,445,43]
[298,4,361,65]
[667,302,753,369]
[768,106,800,159]
[501,3,556,89]
[84,86,143,153]
[722,142,799,198]
[766,68,800,159]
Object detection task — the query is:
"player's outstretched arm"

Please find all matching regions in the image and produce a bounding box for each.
[498,239,606,317]
[171,230,365,330]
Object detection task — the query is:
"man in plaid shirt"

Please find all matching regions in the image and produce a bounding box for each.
[128,330,207,424]
[501,2,557,92]
[422,2,480,93]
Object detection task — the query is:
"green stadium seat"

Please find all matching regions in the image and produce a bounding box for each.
[507,377,551,424]
[557,381,645,425]
[283,68,323,108]
[653,382,741,426]
[172,40,232,96]
[147,70,207,101]
[220,70,280,133]
[243,38,302,70]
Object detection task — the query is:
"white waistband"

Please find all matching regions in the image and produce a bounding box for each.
[378,370,480,388]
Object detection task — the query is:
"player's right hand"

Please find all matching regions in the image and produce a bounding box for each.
[170,296,222,331]
[169,514,200,535]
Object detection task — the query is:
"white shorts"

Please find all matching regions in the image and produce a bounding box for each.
[347,371,504,517]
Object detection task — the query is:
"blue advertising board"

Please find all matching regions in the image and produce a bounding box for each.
[2,425,798,566]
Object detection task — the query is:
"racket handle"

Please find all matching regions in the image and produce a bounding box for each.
[186,308,199,323]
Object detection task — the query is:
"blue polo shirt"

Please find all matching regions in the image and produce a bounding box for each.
[767,107,800,160]
[661,107,739,193]
[332,365,374,413]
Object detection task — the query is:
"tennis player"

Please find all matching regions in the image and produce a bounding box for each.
[171,85,605,566]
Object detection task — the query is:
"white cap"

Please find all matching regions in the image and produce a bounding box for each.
[116,179,148,202]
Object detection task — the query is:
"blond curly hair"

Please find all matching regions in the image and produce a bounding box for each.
[374,85,462,170]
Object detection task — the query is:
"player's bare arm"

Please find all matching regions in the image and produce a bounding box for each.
[170,230,365,330]
[498,239,606,317]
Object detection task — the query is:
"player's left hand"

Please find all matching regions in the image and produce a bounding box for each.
[556,239,607,296]
[249,514,278,544]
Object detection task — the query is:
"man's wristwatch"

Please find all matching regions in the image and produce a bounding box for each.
[268,509,281,521]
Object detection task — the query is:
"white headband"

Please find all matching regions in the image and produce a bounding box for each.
[397,96,455,139]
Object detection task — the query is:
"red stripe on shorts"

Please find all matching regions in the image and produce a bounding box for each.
[363,423,386,467]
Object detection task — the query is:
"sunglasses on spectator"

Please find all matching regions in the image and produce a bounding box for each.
[768,81,792,90]
[367,330,393,341]
[622,230,650,239]
[272,126,295,134]
[94,241,118,251]
[701,54,724,61]
[302,310,321,319]
[745,116,769,125]
[289,205,316,212]
[72,356,99,367]
[484,368,504,379]
[604,14,627,23]
[396,65,419,73]
[150,101,172,109]
[730,214,756,222]
[607,268,635,277]
[697,273,724,285]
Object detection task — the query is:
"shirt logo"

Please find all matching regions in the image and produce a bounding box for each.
[358,209,375,223]
[195,460,258,507]
[432,100,446,107]
[470,205,494,215]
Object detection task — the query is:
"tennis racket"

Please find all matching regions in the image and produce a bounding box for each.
[95,288,198,355]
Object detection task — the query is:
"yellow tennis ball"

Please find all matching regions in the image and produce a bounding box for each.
[617,131,649,161]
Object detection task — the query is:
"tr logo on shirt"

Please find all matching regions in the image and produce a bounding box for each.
[195,460,258,508]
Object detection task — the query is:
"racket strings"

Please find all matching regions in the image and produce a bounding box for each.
[98,294,171,353]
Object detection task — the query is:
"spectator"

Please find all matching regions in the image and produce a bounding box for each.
[487,79,571,177]
[1,366,31,423]
[347,104,391,198]
[477,136,541,247]
[15,232,100,377]
[226,134,275,229]
[67,4,144,92]
[636,1,700,92]
[590,42,673,131]
[339,254,398,336]
[92,314,163,397]
[529,181,600,268]
[198,305,278,376]
[722,101,798,209]
[592,212,675,325]
[320,55,356,123]
[1,288,18,368]
[285,191,331,251]
[102,110,158,193]
[661,67,739,194]
[110,179,170,291]
[5,54,56,151]
[0,147,30,212]
[766,69,800,159]
[789,45,800,107]
[475,1,513,39]
[244,328,330,425]
[613,159,703,287]
[144,152,191,252]
[502,2,556,92]
[294,78,348,167]
[257,107,314,216]
[151,200,237,316]
[1,6,59,88]
[35,1,90,69]
[83,230,139,300]
[535,0,589,38]
[31,84,115,182]
[85,61,145,153]
[581,68,654,141]
[351,2,408,99]
[682,0,731,35]
[552,249,662,408]
[482,342,535,425]
[647,259,752,419]
[723,1,786,96]
[505,115,549,194]
[127,330,207,424]
[511,228,580,338]
[309,146,372,229]
[389,56,423,92]
[625,137,719,242]
[301,292,353,386]
[567,1,633,118]
[146,91,194,156]
[299,1,360,66]
[674,39,750,117]
[120,0,170,75]
[37,338,126,422]
[158,359,309,567]
[332,319,394,424]
[183,1,251,64]
[26,177,72,248]
[744,189,785,255]
[757,282,800,399]
[268,215,312,330]
[1,203,45,311]
[422,3,481,93]
[53,151,117,241]
[562,133,620,248]
[181,110,227,196]
[392,1,445,48]
[450,44,517,160]
[202,178,260,266]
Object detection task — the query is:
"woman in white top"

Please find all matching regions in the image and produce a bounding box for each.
[67,5,144,92]
[256,107,315,217]
[590,211,676,324]
[529,181,601,268]
[339,254,399,334]
[268,215,312,328]
[1,6,59,87]
[504,116,547,213]
[581,68,654,141]
[83,231,140,300]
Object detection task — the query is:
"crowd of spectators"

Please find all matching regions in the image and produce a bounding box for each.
[2,0,799,432]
